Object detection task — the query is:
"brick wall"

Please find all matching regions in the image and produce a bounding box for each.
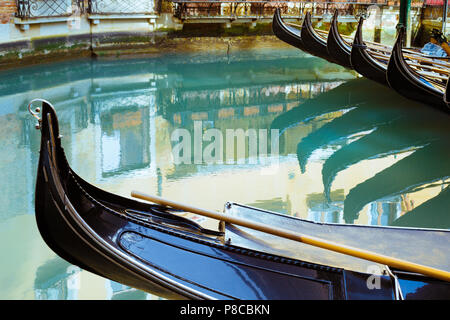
[0,0,16,24]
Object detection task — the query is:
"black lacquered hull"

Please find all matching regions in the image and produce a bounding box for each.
[350,17,388,85]
[300,12,335,63]
[34,102,450,299]
[327,11,353,69]
[386,27,449,112]
[272,8,305,51]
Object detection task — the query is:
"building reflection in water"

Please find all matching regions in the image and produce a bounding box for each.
[34,258,80,300]
[0,50,356,299]
[0,49,448,300]
[305,189,344,224]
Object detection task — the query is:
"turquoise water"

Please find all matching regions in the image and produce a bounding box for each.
[0,48,448,299]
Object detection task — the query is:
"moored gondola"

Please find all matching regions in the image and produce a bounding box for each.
[272,11,449,87]
[300,11,335,63]
[327,10,353,69]
[386,27,449,112]
[350,17,389,85]
[31,100,450,299]
[272,8,305,51]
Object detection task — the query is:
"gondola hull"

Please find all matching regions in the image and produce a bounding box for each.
[386,27,449,112]
[300,12,335,63]
[34,102,450,299]
[350,17,388,85]
[327,11,353,69]
[272,8,305,51]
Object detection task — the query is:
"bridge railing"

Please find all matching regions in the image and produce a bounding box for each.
[15,0,158,19]
[16,0,85,18]
[87,0,156,14]
[170,0,425,20]
[15,0,428,20]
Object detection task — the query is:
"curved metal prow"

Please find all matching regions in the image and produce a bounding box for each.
[28,98,53,130]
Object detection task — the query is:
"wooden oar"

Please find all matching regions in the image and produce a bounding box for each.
[131,191,450,282]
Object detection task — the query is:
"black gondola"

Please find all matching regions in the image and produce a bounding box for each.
[386,27,449,112]
[327,11,353,69]
[272,8,305,51]
[350,17,389,85]
[300,11,335,63]
[32,100,450,300]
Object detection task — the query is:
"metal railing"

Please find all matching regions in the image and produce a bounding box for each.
[15,0,157,18]
[14,0,428,20]
[16,0,86,19]
[170,0,426,20]
[88,0,156,14]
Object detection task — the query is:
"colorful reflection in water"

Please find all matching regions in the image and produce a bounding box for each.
[0,48,448,299]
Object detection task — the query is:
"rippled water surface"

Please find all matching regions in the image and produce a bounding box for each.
[0,48,448,299]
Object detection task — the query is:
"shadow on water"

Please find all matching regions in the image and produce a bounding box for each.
[270,78,387,133]
[295,95,407,174]
[34,257,79,300]
[392,186,449,228]
[342,140,450,225]
[272,78,450,228]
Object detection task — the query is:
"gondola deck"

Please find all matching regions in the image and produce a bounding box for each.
[32,100,450,299]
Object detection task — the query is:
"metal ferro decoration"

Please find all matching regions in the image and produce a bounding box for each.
[15,0,83,18]
[88,0,155,14]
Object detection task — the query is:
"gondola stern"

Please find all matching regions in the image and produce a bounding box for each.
[386,26,405,88]
[327,9,352,69]
[272,7,305,51]
[350,17,389,85]
[386,27,448,111]
[271,8,281,32]
[301,11,335,63]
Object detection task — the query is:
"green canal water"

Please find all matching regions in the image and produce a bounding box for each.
[0,48,448,299]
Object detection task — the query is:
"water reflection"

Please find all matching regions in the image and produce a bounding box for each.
[273,78,450,227]
[343,141,450,224]
[393,186,449,228]
[34,258,80,300]
[0,49,352,299]
[34,257,153,300]
[1,48,448,299]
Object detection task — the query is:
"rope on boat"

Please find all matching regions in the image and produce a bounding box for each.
[385,266,404,300]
